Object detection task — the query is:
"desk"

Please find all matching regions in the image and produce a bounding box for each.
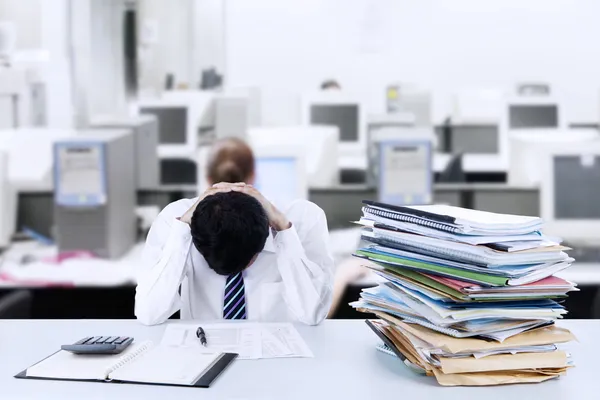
[0,242,140,288]
[0,319,596,399]
[338,153,507,174]
[0,243,141,318]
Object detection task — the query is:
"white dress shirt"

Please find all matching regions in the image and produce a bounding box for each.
[135,198,335,326]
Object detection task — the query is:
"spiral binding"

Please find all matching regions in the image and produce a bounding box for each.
[376,343,397,357]
[364,207,460,234]
[104,341,152,379]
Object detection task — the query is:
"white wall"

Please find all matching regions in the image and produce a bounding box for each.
[223,0,600,123]
[193,0,225,77]
[0,0,73,128]
[0,0,41,50]
[138,0,194,93]
[88,0,127,119]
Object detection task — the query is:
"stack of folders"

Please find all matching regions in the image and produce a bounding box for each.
[351,201,578,386]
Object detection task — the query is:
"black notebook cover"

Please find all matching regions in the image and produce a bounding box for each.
[362,200,456,224]
[365,320,407,362]
[15,352,237,389]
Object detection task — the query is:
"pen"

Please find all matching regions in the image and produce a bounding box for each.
[196,327,207,347]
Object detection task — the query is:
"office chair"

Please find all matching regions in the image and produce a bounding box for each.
[439,153,466,183]
[0,289,33,318]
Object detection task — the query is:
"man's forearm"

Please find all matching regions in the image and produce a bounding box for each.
[135,221,191,325]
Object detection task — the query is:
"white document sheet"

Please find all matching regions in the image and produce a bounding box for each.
[160,323,313,360]
[260,323,314,358]
[161,323,261,360]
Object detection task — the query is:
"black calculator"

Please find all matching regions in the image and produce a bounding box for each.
[61,336,134,355]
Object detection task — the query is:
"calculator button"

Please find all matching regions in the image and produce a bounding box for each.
[95,336,109,344]
[76,337,93,345]
[104,336,119,344]
[114,337,129,344]
[87,336,102,344]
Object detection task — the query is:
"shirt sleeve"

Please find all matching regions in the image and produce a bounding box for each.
[273,201,335,325]
[134,201,194,325]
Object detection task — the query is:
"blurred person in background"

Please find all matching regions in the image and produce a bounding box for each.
[206,137,255,185]
[321,79,341,91]
[135,138,335,326]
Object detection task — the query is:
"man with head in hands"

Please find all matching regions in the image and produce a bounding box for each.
[135,182,334,325]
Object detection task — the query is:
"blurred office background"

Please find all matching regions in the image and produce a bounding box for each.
[0,0,599,319]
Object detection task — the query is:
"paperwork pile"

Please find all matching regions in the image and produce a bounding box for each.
[351,201,577,386]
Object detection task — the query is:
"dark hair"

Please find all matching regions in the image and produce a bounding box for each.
[190,192,269,276]
[320,79,341,90]
[207,138,255,184]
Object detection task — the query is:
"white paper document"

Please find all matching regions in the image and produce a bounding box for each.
[160,323,313,360]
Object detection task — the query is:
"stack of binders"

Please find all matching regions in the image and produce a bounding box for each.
[351,201,578,386]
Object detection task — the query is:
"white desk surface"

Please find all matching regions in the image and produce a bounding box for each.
[0,319,596,399]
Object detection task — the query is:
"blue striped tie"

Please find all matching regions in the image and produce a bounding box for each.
[223,272,247,320]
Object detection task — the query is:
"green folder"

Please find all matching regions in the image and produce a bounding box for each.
[373,266,567,302]
[355,249,509,286]
[377,267,469,300]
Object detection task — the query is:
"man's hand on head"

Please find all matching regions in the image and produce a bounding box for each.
[179,182,245,225]
[227,183,291,231]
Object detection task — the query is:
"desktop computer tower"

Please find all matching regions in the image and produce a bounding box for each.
[54,130,136,259]
[90,115,159,189]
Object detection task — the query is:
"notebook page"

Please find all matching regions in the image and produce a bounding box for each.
[109,345,221,386]
[407,205,540,228]
[25,344,142,381]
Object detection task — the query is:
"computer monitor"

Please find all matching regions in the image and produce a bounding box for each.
[253,146,307,210]
[539,142,600,245]
[214,96,251,140]
[90,114,160,190]
[301,92,365,163]
[448,90,504,156]
[0,150,17,248]
[248,126,339,188]
[506,97,563,130]
[367,125,436,187]
[396,86,432,127]
[138,95,210,159]
[452,89,503,125]
[509,129,600,186]
[450,125,500,155]
[377,140,433,205]
[0,127,73,192]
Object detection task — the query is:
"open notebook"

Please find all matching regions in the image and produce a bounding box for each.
[16,341,237,388]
